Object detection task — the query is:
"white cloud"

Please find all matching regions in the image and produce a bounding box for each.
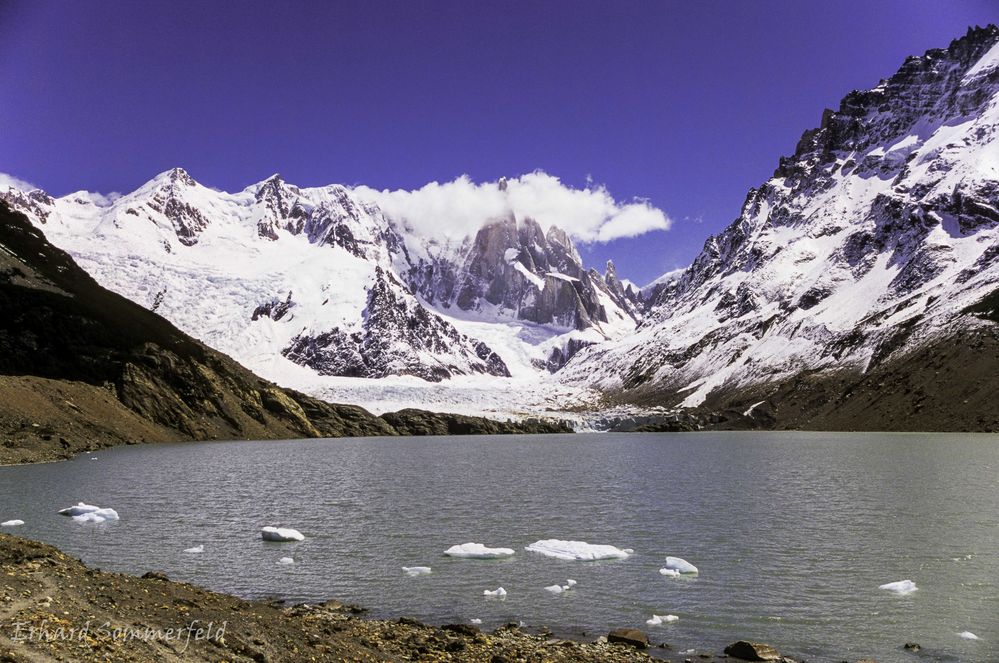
[353,171,671,243]
[0,172,39,192]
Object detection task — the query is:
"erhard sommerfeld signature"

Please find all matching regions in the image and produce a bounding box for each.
[10,619,227,653]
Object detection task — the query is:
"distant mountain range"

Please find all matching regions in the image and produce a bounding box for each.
[4,25,998,431]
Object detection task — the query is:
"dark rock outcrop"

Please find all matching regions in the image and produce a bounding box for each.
[723,640,782,661]
[607,628,649,649]
[380,409,571,435]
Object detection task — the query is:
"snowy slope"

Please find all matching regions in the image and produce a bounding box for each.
[560,25,999,410]
[2,168,637,419]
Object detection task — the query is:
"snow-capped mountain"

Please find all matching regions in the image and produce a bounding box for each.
[1,166,639,417]
[4,25,997,430]
[560,25,999,425]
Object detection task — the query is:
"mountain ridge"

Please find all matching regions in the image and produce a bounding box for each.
[558,24,999,430]
[3,25,998,431]
[0,202,570,465]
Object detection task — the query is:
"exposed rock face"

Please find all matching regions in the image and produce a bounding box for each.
[410,215,641,333]
[561,25,999,425]
[0,188,54,224]
[282,268,510,381]
[143,168,211,246]
[254,174,309,239]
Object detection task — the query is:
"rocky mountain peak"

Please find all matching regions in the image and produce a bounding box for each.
[254,174,307,239]
[159,167,197,188]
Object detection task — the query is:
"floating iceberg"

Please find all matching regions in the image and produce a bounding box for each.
[444,543,515,559]
[402,566,432,576]
[1,520,24,527]
[646,614,679,626]
[261,526,305,542]
[545,578,577,593]
[69,507,119,523]
[662,556,698,574]
[183,545,204,554]
[483,587,507,597]
[525,539,631,561]
[659,568,681,578]
[278,557,295,565]
[58,502,101,517]
[470,618,482,625]
[879,579,917,595]
[959,631,980,640]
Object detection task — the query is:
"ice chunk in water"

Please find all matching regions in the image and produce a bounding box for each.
[71,508,118,523]
[402,566,432,576]
[444,543,515,559]
[470,618,482,625]
[183,545,204,554]
[525,539,630,561]
[959,631,980,640]
[1,520,24,527]
[278,557,295,565]
[879,580,917,595]
[483,587,507,597]
[662,556,698,574]
[261,526,305,542]
[646,614,679,626]
[545,578,577,593]
[659,568,681,578]
[58,502,100,517]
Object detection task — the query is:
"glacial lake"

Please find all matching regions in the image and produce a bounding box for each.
[1,432,997,662]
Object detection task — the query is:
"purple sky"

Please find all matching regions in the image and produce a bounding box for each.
[1,1,995,284]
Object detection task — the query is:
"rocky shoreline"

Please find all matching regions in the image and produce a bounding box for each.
[0,534,828,663]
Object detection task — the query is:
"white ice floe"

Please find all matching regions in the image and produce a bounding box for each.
[661,556,698,574]
[525,539,631,561]
[261,526,305,542]
[183,545,204,554]
[959,631,980,640]
[470,618,482,625]
[483,587,507,597]
[58,502,101,517]
[72,510,118,523]
[1,520,24,527]
[444,543,515,559]
[545,578,578,593]
[278,557,295,565]
[659,568,681,578]
[402,566,432,576]
[646,614,679,626]
[879,579,917,595]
